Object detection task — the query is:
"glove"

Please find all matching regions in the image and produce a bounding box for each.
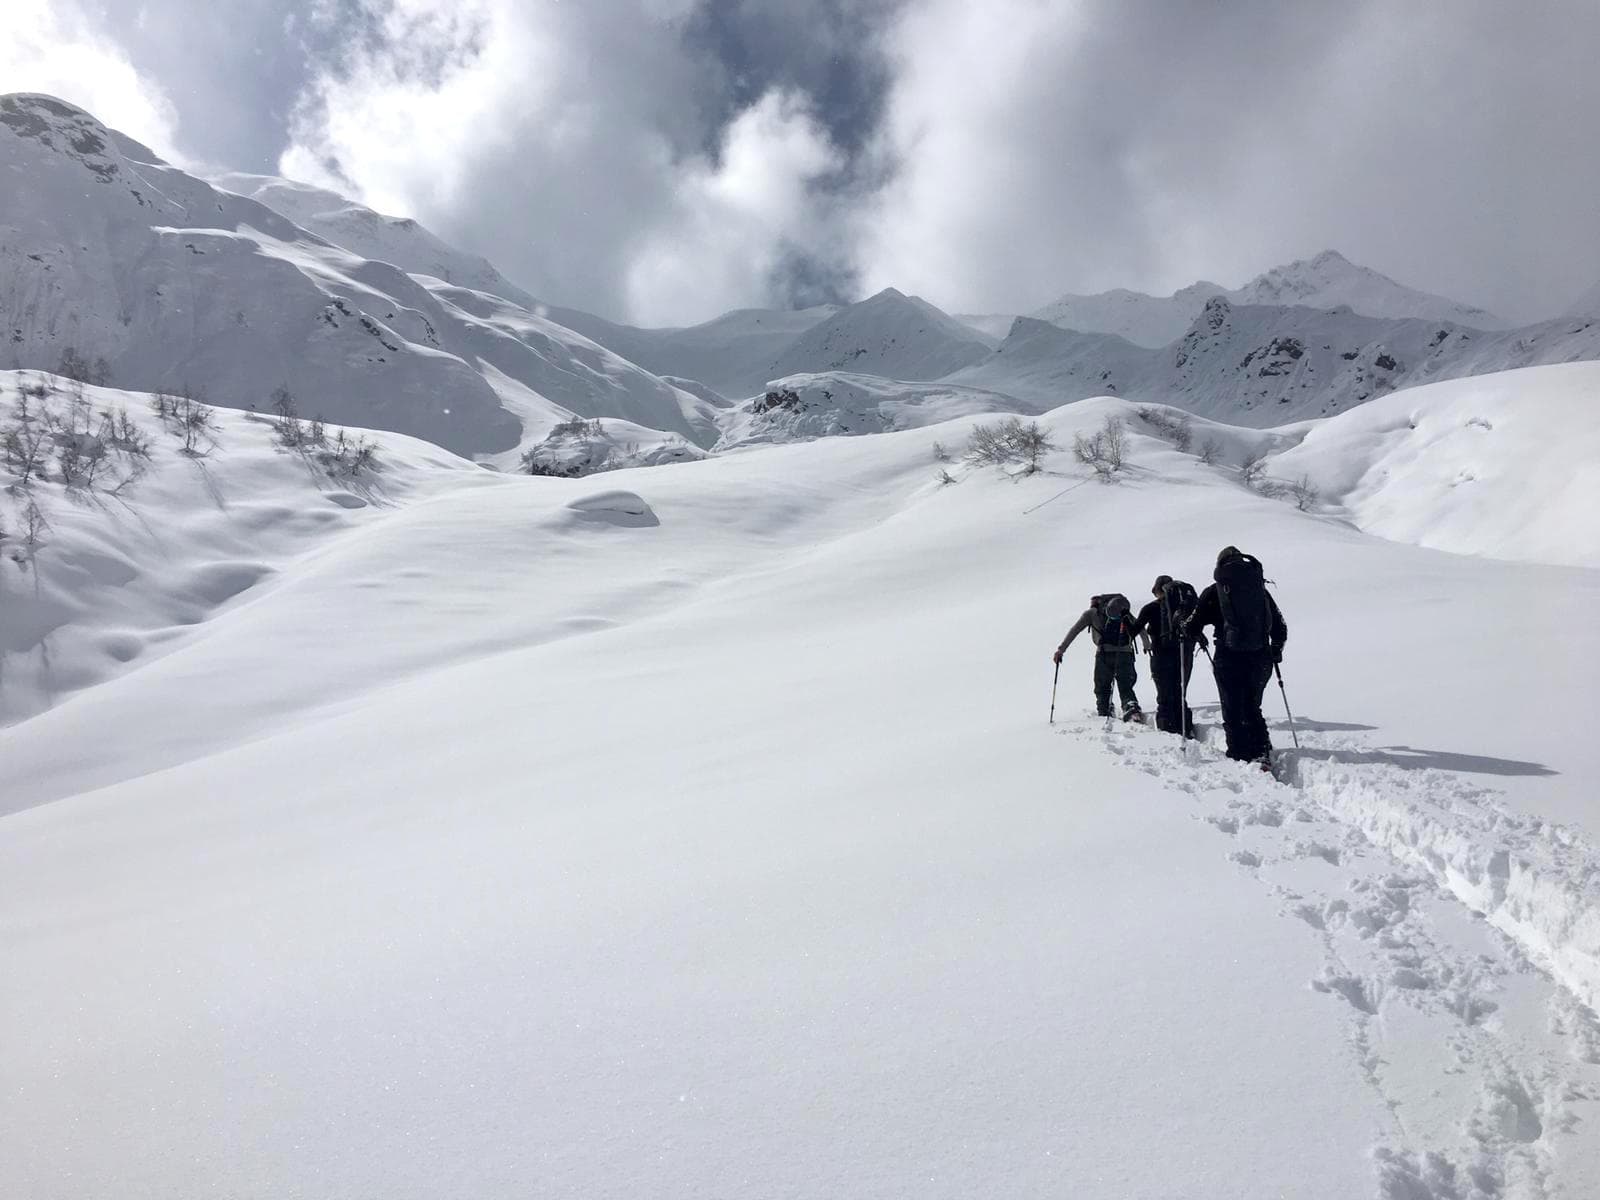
[1271,646,1282,664]
[1053,648,1065,665]
[1196,632,1209,651]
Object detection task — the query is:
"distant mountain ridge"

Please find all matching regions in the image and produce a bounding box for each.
[0,93,718,455]
[949,295,1600,425]
[1013,250,1510,348]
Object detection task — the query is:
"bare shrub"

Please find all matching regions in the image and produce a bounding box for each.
[1073,415,1127,480]
[317,428,379,477]
[173,391,220,457]
[3,390,56,488]
[270,384,305,447]
[1238,447,1269,489]
[936,467,957,486]
[1197,437,1223,466]
[1286,474,1320,511]
[931,440,949,462]
[965,417,1054,472]
[9,496,51,564]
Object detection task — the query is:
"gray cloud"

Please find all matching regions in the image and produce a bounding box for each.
[20,0,1600,324]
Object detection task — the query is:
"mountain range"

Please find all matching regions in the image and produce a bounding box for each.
[4,91,1598,462]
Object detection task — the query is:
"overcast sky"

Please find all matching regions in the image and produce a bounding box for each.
[9,0,1600,325]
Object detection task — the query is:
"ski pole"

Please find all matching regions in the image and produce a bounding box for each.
[1049,660,1060,724]
[1273,661,1300,749]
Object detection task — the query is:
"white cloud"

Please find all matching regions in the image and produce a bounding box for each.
[280,0,848,323]
[1,0,182,162]
[857,0,1600,322]
[624,91,847,325]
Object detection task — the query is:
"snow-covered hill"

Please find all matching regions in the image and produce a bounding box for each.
[0,94,718,454]
[544,303,839,400]
[952,296,1600,425]
[1029,251,1507,348]
[4,363,1599,1198]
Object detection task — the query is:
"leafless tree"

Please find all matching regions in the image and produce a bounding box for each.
[1197,437,1223,466]
[1073,415,1127,480]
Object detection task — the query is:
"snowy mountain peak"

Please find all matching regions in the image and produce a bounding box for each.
[1234,249,1507,329]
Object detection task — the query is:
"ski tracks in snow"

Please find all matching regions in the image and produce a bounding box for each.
[1058,714,1600,1199]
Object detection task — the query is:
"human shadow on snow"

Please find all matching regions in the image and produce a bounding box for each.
[1286,745,1558,779]
[1188,705,1556,777]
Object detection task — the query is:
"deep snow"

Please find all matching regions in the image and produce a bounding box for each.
[4,365,1599,1198]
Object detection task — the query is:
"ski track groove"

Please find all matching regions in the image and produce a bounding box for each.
[1060,711,1600,1199]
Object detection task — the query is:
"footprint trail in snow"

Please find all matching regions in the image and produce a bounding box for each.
[1061,712,1600,1200]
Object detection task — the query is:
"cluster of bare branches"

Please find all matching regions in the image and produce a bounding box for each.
[1235,445,1320,511]
[1073,415,1127,480]
[1136,406,1194,452]
[264,385,378,476]
[965,416,1055,474]
[2,372,151,565]
[150,387,221,457]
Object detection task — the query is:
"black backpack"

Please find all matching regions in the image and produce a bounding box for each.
[1158,579,1199,643]
[1091,593,1135,647]
[1214,554,1269,652]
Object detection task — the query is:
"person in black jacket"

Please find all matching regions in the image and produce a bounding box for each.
[1054,594,1149,720]
[1132,576,1205,738]
[1184,547,1287,765]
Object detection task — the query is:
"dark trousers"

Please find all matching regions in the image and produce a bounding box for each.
[1092,650,1140,717]
[1150,642,1196,736]
[1212,649,1274,762]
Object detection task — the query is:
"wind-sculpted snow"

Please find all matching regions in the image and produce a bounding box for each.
[1268,364,1600,568]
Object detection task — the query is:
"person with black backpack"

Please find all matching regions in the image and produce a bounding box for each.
[1053,593,1149,721]
[1183,547,1288,767]
[1132,575,1205,738]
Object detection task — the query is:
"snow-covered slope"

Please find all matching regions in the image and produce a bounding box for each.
[714,370,1035,450]
[0,371,488,724]
[952,296,1600,426]
[4,372,1599,1198]
[211,170,540,309]
[1232,250,1508,329]
[544,303,839,400]
[0,94,717,454]
[1268,363,1600,568]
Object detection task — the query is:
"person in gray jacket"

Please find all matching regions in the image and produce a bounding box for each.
[1053,593,1149,720]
